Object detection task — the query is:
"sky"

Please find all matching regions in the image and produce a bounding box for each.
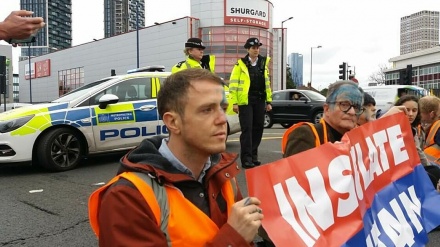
[0,0,439,90]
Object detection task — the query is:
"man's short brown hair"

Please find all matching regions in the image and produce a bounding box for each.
[419,96,440,114]
[157,68,223,118]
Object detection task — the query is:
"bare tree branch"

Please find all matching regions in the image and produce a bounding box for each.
[368,64,387,85]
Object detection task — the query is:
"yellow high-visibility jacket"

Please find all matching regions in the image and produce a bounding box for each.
[171,55,215,74]
[228,56,272,105]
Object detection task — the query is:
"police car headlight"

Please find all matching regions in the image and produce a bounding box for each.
[0,115,34,133]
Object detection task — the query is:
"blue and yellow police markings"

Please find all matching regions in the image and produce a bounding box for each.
[98,111,134,123]
[50,108,93,128]
[132,101,159,122]
[92,103,136,125]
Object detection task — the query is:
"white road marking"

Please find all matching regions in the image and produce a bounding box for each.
[29,189,43,193]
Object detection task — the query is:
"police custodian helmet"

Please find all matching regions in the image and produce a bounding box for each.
[185,38,206,49]
[244,37,263,49]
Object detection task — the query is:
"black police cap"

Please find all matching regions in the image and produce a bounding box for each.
[244,37,263,49]
[185,38,205,49]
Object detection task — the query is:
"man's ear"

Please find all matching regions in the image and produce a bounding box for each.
[430,111,436,120]
[162,112,181,135]
[323,103,330,115]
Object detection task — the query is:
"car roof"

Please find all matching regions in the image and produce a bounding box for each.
[273,89,314,93]
[362,85,425,90]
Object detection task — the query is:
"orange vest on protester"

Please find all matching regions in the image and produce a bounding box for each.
[89,172,237,246]
[424,120,440,165]
[281,119,328,155]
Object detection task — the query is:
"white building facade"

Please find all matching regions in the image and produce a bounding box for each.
[18,0,288,103]
[384,45,440,93]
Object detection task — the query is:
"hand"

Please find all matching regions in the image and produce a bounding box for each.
[266,104,272,112]
[233,105,239,114]
[0,10,45,41]
[381,105,408,118]
[227,197,264,243]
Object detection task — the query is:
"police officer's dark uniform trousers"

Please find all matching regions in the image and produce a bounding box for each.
[239,58,266,167]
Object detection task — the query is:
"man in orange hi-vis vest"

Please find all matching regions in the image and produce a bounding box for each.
[419,96,440,164]
[89,69,263,246]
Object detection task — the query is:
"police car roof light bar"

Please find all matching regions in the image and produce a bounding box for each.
[127,66,165,74]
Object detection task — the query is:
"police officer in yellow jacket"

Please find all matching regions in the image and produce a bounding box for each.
[229,37,272,169]
[171,37,215,74]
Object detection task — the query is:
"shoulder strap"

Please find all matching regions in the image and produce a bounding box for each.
[175,61,185,68]
[320,118,328,143]
[230,177,238,201]
[282,122,321,154]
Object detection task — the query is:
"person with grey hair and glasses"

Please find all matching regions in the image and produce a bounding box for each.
[282,80,364,157]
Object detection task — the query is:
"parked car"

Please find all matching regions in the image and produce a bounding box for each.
[0,66,239,172]
[264,89,326,128]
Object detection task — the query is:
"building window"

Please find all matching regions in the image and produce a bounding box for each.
[58,67,84,96]
[200,26,273,83]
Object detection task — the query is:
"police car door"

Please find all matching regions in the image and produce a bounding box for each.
[91,77,161,151]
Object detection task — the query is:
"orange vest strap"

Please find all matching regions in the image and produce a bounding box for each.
[281,119,329,154]
[230,178,238,202]
[281,122,320,154]
[90,171,237,245]
[88,172,163,238]
[119,172,162,226]
[426,120,440,146]
[320,118,328,143]
[89,174,133,237]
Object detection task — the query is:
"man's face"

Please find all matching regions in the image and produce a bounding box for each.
[189,48,204,61]
[420,104,440,126]
[247,46,260,57]
[324,85,363,134]
[178,80,228,155]
[357,104,376,126]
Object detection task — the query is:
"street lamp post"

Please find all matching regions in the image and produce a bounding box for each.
[281,17,293,90]
[28,43,32,103]
[136,1,140,68]
[310,45,322,88]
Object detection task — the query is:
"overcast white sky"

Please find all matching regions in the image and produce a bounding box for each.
[1,0,439,89]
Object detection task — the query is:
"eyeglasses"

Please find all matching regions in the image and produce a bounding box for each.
[328,101,364,115]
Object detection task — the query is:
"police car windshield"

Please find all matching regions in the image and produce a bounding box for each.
[52,79,112,103]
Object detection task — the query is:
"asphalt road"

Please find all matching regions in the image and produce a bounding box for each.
[1,125,439,246]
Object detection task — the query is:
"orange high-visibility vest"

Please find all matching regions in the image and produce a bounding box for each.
[89,172,237,246]
[281,119,328,155]
[424,120,440,165]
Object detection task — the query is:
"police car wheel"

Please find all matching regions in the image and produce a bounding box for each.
[264,113,273,128]
[37,128,84,172]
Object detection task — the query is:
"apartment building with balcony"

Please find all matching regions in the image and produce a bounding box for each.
[104,0,146,38]
[400,10,439,55]
[20,0,72,57]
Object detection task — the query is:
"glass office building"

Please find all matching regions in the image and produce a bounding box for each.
[20,0,72,57]
[104,0,145,38]
[288,53,303,87]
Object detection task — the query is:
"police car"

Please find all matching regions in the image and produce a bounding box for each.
[0,66,240,171]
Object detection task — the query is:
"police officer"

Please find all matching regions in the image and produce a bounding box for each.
[229,37,272,169]
[171,37,215,73]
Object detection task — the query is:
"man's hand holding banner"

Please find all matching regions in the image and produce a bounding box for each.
[246,113,440,247]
